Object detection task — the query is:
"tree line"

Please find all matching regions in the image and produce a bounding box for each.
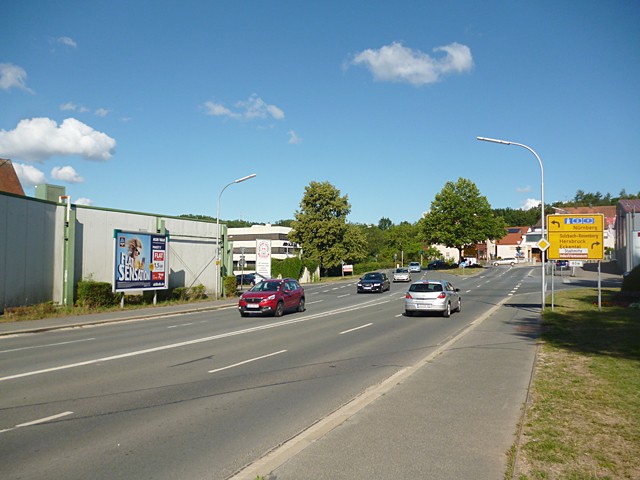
[182,184,636,276]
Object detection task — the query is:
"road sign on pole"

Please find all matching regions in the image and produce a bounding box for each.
[547,214,604,260]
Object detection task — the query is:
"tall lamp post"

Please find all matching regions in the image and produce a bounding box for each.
[476,136,546,311]
[216,173,256,300]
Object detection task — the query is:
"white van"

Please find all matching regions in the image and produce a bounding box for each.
[408,262,421,273]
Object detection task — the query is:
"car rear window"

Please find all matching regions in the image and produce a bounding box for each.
[410,283,443,292]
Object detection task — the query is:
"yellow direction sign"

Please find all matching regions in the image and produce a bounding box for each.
[547,214,604,260]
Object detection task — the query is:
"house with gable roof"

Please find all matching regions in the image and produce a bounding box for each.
[495,226,529,260]
[0,159,25,196]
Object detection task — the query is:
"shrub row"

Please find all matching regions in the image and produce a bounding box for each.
[76,280,208,307]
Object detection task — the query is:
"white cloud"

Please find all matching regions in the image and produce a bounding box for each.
[516,185,532,193]
[288,130,302,145]
[351,41,473,86]
[57,36,77,48]
[521,198,541,210]
[13,163,46,187]
[204,101,237,118]
[94,108,110,117]
[60,102,89,113]
[74,197,93,206]
[0,117,116,162]
[51,165,84,183]
[0,63,34,93]
[204,94,285,121]
[267,104,285,120]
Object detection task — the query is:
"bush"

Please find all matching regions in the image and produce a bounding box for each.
[272,257,304,280]
[77,280,117,308]
[173,284,207,301]
[354,261,394,276]
[223,276,237,297]
[622,265,640,294]
[142,289,175,303]
[302,258,319,276]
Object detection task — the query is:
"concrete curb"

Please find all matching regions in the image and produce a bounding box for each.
[0,301,238,336]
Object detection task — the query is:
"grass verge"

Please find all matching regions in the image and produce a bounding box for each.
[509,288,640,479]
[0,297,218,323]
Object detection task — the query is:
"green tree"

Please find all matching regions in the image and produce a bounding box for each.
[384,221,422,265]
[273,219,295,227]
[343,224,368,264]
[378,217,392,231]
[349,223,391,263]
[493,206,539,226]
[420,178,506,259]
[289,181,351,274]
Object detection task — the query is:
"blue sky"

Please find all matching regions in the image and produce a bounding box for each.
[1,1,639,225]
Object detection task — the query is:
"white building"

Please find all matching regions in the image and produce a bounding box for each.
[228,224,299,275]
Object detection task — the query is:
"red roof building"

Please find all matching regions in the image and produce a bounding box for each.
[0,159,25,196]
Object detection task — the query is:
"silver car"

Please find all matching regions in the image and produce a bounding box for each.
[493,257,517,266]
[393,267,411,282]
[404,280,461,317]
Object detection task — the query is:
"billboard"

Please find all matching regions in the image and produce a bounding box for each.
[113,230,168,292]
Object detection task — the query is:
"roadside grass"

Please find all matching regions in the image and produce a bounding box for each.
[510,288,640,480]
[0,296,216,323]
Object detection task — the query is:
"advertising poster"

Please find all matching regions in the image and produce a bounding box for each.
[113,230,168,292]
[255,238,271,282]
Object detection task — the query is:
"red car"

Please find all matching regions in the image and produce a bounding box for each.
[238,278,305,317]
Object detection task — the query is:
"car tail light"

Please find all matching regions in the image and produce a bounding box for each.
[405,293,413,299]
[437,293,446,299]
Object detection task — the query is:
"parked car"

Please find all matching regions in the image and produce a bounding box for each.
[357,272,390,293]
[238,278,305,317]
[236,273,256,286]
[408,262,421,273]
[555,260,569,270]
[493,257,518,266]
[427,259,448,270]
[393,267,411,282]
[404,280,461,317]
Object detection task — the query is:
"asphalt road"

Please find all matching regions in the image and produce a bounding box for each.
[0,266,582,479]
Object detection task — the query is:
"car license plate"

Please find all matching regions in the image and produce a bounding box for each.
[247,304,259,309]
[417,304,431,309]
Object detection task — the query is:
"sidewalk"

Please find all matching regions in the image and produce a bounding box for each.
[233,268,623,480]
[234,291,541,480]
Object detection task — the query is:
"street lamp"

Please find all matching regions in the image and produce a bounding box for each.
[215,173,256,300]
[476,136,546,311]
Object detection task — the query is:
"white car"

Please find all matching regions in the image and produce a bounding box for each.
[393,267,411,282]
[408,262,421,273]
[493,257,518,266]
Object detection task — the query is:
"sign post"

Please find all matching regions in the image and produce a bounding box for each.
[547,214,604,261]
[547,214,604,310]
